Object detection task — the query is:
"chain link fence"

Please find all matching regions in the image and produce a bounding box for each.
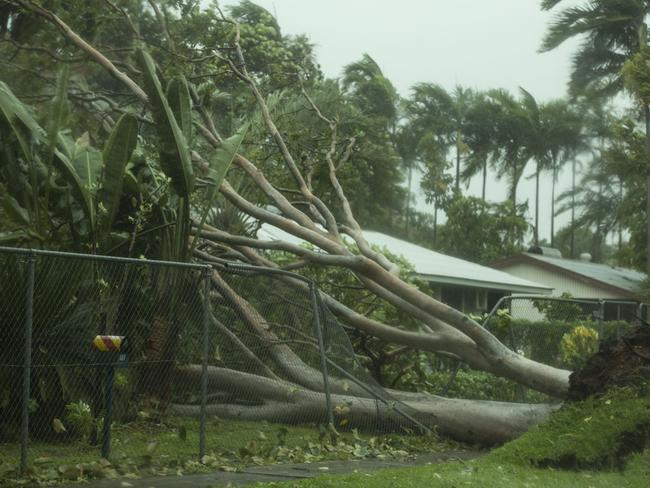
[435,294,647,403]
[0,247,426,477]
[3,246,647,477]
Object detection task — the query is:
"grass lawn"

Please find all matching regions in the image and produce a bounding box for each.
[250,385,650,487]
[248,450,650,488]
[0,417,462,485]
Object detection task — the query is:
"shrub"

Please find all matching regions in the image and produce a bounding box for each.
[560,325,600,369]
[64,401,95,438]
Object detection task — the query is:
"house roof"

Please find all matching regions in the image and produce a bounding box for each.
[257,224,552,294]
[493,253,647,299]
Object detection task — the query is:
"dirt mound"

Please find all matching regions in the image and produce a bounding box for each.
[568,325,650,401]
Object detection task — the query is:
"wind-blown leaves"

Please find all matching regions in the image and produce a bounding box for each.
[136,49,194,197]
[99,113,139,234]
[0,182,30,226]
[167,76,193,145]
[0,80,46,163]
[53,134,103,234]
[191,126,248,253]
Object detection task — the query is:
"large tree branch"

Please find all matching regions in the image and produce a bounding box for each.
[17,0,147,102]
[223,24,339,235]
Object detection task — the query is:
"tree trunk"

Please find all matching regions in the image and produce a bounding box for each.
[571,158,576,259]
[551,163,557,248]
[433,203,438,246]
[455,131,461,191]
[482,159,487,202]
[534,161,540,246]
[645,104,650,276]
[406,164,413,236]
[172,365,559,445]
[618,177,623,252]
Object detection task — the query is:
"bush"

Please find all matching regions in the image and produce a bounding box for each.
[486,318,633,368]
[560,325,600,369]
[64,401,95,438]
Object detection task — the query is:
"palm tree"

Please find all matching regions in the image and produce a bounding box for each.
[541,0,650,270]
[556,161,622,261]
[342,53,398,127]
[394,120,422,235]
[460,91,503,201]
[404,83,475,191]
[486,89,529,210]
[542,100,586,247]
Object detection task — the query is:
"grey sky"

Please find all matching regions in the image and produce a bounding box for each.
[221,0,595,247]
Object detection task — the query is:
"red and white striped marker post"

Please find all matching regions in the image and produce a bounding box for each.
[91,335,128,459]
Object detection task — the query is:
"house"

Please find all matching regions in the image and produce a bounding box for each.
[492,246,648,321]
[257,224,552,314]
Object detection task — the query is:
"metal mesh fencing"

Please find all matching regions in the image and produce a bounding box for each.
[483,295,642,368]
[434,294,646,403]
[0,248,207,472]
[0,248,427,477]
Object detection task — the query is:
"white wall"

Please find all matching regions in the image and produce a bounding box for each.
[501,263,629,300]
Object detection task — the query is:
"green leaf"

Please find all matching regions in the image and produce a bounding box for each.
[100,113,138,233]
[0,230,41,244]
[0,81,46,160]
[207,126,247,201]
[167,77,193,145]
[53,143,97,231]
[136,49,194,196]
[190,125,247,254]
[0,182,30,225]
[47,66,70,151]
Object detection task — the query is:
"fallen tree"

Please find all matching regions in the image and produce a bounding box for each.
[172,365,558,445]
[6,1,574,444]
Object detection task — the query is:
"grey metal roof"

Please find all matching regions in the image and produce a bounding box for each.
[522,253,646,295]
[257,223,552,294]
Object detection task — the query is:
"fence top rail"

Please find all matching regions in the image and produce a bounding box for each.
[0,246,212,270]
[205,255,315,285]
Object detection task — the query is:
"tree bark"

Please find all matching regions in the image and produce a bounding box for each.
[172,365,559,445]
[534,161,540,246]
[571,158,576,259]
[645,104,650,276]
[551,163,557,247]
[482,159,487,202]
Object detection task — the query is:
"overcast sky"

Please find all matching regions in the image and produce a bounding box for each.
[220,0,595,246]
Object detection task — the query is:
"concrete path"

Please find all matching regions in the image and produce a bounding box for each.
[72,450,480,488]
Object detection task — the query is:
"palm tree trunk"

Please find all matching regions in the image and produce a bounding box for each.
[455,132,461,191]
[645,104,650,276]
[551,163,557,248]
[534,162,540,246]
[511,162,517,208]
[618,177,623,252]
[406,164,413,235]
[571,158,576,259]
[482,159,487,201]
[433,203,438,246]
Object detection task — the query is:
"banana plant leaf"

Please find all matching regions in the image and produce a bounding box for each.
[99,113,139,234]
[136,49,194,197]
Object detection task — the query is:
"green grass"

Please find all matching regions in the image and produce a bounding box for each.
[249,450,650,488]
[248,385,650,488]
[0,417,460,485]
[490,385,650,469]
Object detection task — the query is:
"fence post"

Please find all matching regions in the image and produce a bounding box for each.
[598,300,605,338]
[20,253,35,474]
[309,283,336,444]
[199,267,211,460]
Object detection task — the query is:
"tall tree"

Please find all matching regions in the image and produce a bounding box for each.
[541,0,650,273]
[460,91,503,201]
[404,84,475,191]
